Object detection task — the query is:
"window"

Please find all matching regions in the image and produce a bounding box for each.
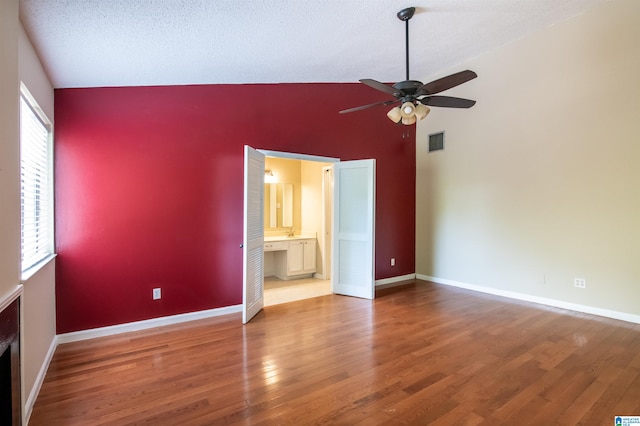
[20,84,53,274]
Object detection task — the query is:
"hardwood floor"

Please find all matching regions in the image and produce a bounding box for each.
[29,280,640,425]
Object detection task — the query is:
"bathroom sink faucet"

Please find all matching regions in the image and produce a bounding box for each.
[287,227,295,237]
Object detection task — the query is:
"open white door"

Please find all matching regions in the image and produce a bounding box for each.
[243,145,265,323]
[332,159,375,299]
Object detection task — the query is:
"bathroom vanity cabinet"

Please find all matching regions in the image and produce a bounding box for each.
[264,237,316,280]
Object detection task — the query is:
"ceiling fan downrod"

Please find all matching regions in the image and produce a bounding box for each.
[397,7,415,82]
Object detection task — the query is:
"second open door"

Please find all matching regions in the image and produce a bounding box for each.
[331,159,375,299]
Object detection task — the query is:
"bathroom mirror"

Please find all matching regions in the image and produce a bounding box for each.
[264,183,293,229]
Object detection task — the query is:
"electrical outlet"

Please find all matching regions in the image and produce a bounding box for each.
[574,278,586,289]
[391,258,395,266]
[153,288,161,300]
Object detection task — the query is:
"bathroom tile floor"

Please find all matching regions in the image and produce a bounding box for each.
[264,276,332,306]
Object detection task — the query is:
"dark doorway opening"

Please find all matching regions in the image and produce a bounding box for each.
[0,298,21,425]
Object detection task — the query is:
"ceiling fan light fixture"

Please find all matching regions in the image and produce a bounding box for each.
[387,106,402,123]
[401,115,416,125]
[414,103,430,120]
[400,102,415,118]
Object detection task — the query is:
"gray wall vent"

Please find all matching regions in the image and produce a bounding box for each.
[429,132,444,152]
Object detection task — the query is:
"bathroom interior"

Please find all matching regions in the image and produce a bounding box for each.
[263,156,333,305]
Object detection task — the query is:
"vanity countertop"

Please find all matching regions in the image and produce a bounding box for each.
[264,235,315,242]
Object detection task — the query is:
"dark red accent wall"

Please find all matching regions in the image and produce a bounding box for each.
[54,84,415,333]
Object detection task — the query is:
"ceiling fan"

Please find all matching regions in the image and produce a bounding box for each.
[340,6,477,125]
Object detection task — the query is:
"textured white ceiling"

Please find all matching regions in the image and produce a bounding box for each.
[19,0,608,89]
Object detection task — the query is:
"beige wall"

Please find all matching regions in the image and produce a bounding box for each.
[0,0,20,303]
[0,1,54,421]
[19,23,54,119]
[18,20,57,420]
[21,260,56,414]
[300,160,331,277]
[300,159,327,235]
[416,0,640,316]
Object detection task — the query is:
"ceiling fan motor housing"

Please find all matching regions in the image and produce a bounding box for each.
[393,80,423,95]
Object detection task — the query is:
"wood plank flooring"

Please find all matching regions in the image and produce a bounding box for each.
[29,280,640,425]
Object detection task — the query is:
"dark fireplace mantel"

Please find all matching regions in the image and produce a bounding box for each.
[0,297,21,425]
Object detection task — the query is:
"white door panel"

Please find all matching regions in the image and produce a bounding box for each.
[332,159,375,299]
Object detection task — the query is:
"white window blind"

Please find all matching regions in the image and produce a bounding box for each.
[20,90,53,273]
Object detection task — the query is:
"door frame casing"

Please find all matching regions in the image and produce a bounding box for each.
[259,150,340,283]
[243,149,376,321]
[321,166,333,281]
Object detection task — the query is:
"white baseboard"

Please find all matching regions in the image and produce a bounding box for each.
[375,273,416,287]
[24,335,58,425]
[56,274,415,343]
[57,304,242,344]
[417,274,640,325]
